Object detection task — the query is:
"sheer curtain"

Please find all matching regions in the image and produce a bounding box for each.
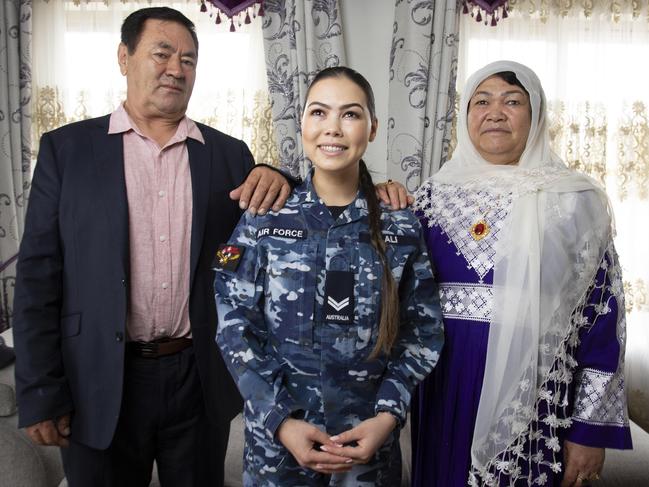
[457,10,649,431]
[32,0,278,165]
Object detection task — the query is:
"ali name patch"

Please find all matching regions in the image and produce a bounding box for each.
[257,227,308,240]
[215,244,244,271]
[359,232,419,246]
[324,270,354,324]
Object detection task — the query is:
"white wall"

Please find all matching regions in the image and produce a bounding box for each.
[340,0,393,181]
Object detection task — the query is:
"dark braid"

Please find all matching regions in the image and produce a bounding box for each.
[359,160,400,358]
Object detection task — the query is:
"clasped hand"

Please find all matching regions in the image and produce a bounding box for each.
[276,412,397,475]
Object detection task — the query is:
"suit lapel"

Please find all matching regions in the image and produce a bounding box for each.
[187,136,211,289]
[92,117,129,276]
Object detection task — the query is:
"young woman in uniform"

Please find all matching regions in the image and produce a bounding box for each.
[214,66,444,487]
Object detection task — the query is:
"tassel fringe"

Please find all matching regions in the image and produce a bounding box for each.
[200,1,264,30]
[462,1,509,26]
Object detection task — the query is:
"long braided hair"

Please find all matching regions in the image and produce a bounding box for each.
[305,67,400,358]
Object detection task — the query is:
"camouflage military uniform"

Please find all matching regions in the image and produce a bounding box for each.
[214,172,444,487]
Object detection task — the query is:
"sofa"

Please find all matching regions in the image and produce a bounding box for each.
[0,329,65,487]
[5,324,647,487]
[0,328,414,487]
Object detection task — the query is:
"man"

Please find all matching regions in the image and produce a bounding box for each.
[12,7,294,486]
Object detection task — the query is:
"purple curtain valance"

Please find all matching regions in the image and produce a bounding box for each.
[462,0,510,26]
[200,0,264,31]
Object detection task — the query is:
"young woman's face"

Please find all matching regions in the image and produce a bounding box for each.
[302,76,377,175]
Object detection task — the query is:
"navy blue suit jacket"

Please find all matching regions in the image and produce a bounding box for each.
[13,115,246,449]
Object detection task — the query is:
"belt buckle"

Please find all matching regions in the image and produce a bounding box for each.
[140,342,159,358]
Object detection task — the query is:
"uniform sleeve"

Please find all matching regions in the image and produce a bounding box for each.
[374,233,444,425]
[214,213,298,440]
[566,242,632,449]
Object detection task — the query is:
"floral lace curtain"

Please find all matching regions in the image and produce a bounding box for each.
[387,0,460,192]
[457,8,649,431]
[0,0,31,332]
[33,0,278,167]
[507,0,649,22]
[262,0,346,177]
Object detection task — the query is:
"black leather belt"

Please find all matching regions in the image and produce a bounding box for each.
[126,338,192,359]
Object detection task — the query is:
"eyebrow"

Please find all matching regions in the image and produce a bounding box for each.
[306,101,364,110]
[156,41,197,59]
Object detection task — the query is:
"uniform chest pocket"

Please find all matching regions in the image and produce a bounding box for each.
[354,239,417,326]
[351,241,380,353]
[263,240,316,346]
[388,245,416,284]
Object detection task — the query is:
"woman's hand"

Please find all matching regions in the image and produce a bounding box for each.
[277,418,353,474]
[375,180,414,210]
[321,412,398,464]
[560,440,604,487]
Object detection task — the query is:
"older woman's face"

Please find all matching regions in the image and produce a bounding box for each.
[467,75,531,165]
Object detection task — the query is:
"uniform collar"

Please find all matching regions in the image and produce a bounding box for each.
[296,168,369,226]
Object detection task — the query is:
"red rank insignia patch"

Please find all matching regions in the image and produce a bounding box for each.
[215,244,244,271]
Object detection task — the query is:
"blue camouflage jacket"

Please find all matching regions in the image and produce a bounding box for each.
[214,172,443,440]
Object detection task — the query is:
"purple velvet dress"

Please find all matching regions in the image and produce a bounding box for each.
[411,181,632,487]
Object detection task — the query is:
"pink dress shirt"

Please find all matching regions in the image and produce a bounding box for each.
[108,104,205,342]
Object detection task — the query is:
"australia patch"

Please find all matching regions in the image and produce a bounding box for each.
[214,244,244,271]
[324,270,354,324]
[257,227,308,240]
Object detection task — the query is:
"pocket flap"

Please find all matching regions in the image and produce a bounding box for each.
[60,314,81,338]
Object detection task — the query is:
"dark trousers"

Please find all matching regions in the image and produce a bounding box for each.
[61,347,230,487]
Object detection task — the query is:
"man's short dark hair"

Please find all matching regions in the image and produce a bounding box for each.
[121,7,199,55]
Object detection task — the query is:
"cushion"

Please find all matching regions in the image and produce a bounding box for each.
[0,422,49,487]
[0,383,16,417]
[0,340,15,369]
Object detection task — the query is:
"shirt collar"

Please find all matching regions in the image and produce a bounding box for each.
[108,103,205,146]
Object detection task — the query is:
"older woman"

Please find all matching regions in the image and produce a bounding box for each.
[411,61,632,486]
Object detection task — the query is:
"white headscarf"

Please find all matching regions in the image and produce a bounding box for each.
[424,61,614,484]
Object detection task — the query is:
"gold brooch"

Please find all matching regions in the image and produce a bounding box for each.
[470,220,490,241]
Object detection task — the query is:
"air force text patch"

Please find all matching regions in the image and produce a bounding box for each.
[215,244,244,271]
[324,270,354,324]
[257,227,308,240]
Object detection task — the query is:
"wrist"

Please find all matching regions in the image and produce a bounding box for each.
[376,411,398,430]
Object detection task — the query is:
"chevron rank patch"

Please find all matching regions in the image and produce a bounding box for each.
[324,270,354,324]
[215,244,245,272]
